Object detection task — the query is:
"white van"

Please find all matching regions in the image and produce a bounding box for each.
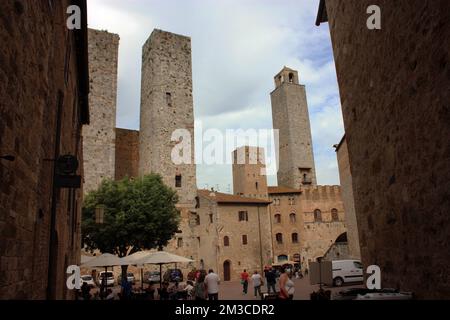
[332,260,364,287]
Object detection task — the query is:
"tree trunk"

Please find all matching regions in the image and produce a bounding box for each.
[121,265,128,285]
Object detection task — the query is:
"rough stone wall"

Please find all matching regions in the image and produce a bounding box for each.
[300,186,347,267]
[0,0,86,299]
[324,0,450,298]
[139,29,197,206]
[232,146,268,199]
[271,67,317,189]
[336,137,361,259]
[82,29,119,193]
[268,193,304,264]
[115,128,139,180]
[322,242,350,261]
[216,204,273,281]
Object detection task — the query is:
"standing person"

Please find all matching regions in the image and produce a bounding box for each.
[251,271,263,298]
[278,267,289,300]
[286,270,295,300]
[204,269,220,300]
[266,268,277,294]
[194,274,207,300]
[240,269,249,295]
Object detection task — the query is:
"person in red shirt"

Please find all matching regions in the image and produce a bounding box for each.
[240,269,249,295]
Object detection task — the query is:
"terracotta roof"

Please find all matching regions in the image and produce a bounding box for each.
[197,190,271,204]
[267,186,302,194]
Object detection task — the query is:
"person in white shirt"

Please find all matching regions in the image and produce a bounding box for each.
[251,271,263,298]
[204,269,220,300]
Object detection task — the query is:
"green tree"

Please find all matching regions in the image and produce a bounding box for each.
[81,174,180,282]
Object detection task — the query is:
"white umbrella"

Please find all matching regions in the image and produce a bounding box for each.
[81,255,95,264]
[134,251,194,265]
[121,251,153,291]
[81,253,127,268]
[133,251,194,289]
[81,253,128,299]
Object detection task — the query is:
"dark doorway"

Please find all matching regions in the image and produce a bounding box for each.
[223,260,231,281]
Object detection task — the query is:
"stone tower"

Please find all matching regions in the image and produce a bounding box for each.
[270,67,317,188]
[232,146,268,199]
[82,29,120,193]
[139,29,197,205]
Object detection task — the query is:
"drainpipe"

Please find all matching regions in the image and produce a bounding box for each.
[257,205,264,275]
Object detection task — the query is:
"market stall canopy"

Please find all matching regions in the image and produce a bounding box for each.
[81,255,95,264]
[120,251,153,267]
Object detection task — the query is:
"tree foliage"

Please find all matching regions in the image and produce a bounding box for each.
[82,174,180,259]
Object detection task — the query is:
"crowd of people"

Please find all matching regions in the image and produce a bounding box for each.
[240,266,299,300]
[77,266,300,300]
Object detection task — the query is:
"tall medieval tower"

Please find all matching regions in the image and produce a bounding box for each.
[139,30,198,259]
[82,29,120,193]
[270,67,317,189]
[139,29,197,205]
[232,146,268,199]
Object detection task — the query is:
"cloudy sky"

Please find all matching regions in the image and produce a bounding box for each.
[87,0,345,192]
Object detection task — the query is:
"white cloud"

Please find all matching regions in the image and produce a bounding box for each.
[87,0,344,190]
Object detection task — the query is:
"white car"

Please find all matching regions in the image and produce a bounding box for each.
[98,271,115,287]
[332,260,364,287]
[80,275,96,288]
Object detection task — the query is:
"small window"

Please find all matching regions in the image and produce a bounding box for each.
[209,214,213,223]
[289,213,296,223]
[224,236,230,247]
[255,182,258,190]
[195,215,200,226]
[274,214,281,224]
[175,175,182,188]
[177,238,183,248]
[242,235,248,245]
[276,233,283,244]
[354,261,363,269]
[314,209,322,222]
[166,92,172,106]
[292,233,298,243]
[331,208,339,222]
[238,211,248,222]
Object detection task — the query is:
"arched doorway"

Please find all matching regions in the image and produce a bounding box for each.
[223,260,231,281]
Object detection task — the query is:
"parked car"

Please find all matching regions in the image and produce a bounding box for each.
[98,271,115,287]
[332,260,364,287]
[163,269,183,282]
[80,275,96,288]
[117,272,135,284]
[143,271,161,283]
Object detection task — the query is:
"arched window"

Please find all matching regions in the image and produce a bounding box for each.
[289,73,294,83]
[331,208,339,221]
[274,214,281,224]
[314,209,322,222]
[289,213,296,223]
[224,236,230,247]
[276,233,283,244]
[291,233,299,243]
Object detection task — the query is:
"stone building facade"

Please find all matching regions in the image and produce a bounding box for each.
[271,67,317,188]
[317,0,450,298]
[0,0,89,299]
[335,135,360,259]
[82,29,119,193]
[196,190,272,281]
[83,29,352,280]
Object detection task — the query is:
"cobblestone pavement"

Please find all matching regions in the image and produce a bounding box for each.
[218,275,364,300]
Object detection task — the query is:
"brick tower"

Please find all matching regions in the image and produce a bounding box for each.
[270,67,317,188]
